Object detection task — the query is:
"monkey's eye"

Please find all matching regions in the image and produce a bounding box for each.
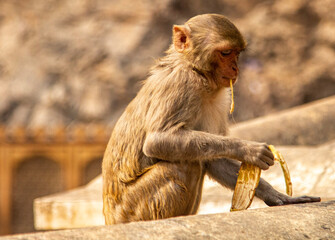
[221,50,232,56]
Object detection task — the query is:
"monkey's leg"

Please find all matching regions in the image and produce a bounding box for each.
[107,161,200,224]
[206,158,321,206]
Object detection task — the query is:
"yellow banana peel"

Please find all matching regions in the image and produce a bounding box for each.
[231,162,261,211]
[268,145,292,196]
[230,145,292,211]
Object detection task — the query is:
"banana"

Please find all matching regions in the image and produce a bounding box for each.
[230,163,261,211]
[230,79,234,114]
[268,145,292,196]
[230,145,292,211]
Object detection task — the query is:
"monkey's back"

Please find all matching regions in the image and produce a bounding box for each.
[102,71,193,188]
[102,56,229,223]
[102,94,152,187]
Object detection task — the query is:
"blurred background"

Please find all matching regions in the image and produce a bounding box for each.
[0,0,334,236]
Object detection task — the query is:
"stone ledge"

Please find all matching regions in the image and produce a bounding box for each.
[33,141,335,230]
[32,97,335,231]
[4,201,335,240]
[230,96,335,145]
[33,177,104,230]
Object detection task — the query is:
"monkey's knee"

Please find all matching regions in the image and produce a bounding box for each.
[136,181,190,220]
[112,179,191,222]
[150,180,191,218]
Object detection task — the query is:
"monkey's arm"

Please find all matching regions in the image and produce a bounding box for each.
[143,130,274,170]
[206,158,321,206]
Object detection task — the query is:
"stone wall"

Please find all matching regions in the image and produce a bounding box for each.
[0,125,110,235]
[0,0,334,126]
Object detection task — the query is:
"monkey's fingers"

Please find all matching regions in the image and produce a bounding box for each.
[230,163,261,211]
[230,79,234,114]
[283,195,321,205]
[268,145,293,196]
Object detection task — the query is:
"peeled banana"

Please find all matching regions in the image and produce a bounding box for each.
[230,145,292,211]
[230,162,261,211]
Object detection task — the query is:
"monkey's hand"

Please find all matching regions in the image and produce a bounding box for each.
[255,178,321,206]
[236,141,275,170]
[263,190,321,206]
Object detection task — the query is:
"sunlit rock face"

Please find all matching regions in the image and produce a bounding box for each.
[0,0,334,127]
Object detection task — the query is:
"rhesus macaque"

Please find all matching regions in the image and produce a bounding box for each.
[102,14,320,224]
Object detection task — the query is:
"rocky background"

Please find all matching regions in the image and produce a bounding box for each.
[0,0,334,127]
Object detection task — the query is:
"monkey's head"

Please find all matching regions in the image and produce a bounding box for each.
[173,14,246,88]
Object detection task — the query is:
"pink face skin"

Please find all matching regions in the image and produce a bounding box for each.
[214,47,242,88]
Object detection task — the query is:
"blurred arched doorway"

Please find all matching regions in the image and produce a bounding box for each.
[11,156,64,233]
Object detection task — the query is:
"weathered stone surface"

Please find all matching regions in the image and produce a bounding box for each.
[34,177,104,230]
[5,201,335,240]
[230,96,335,145]
[33,141,335,230]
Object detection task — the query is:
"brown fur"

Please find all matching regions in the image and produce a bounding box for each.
[102,14,320,225]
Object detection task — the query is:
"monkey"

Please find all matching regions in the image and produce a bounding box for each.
[102,14,320,225]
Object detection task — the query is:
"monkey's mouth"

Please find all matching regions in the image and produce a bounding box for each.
[222,77,237,85]
[230,78,237,85]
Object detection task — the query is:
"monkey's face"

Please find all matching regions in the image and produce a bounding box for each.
[212,47,242,88]
[173,14,246,89]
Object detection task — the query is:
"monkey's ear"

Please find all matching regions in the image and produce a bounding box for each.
[173,25,191,53]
